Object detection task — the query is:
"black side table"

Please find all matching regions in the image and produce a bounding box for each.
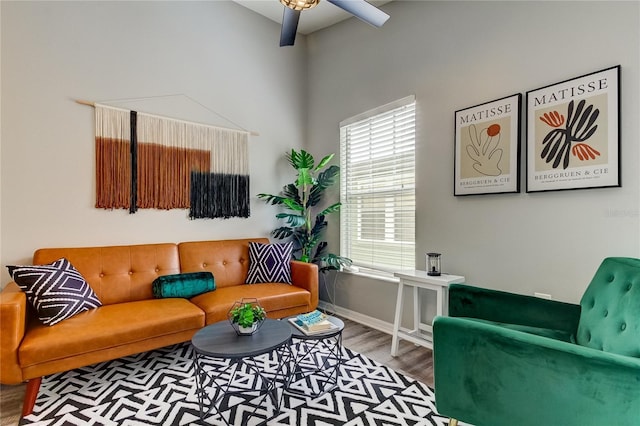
[191,319,292,426]
[285,315,344,397]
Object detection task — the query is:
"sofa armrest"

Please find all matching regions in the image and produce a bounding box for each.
[449,283,581,333]
[290,260,318,309]
[1,283,27,384]
[433,316,640,426]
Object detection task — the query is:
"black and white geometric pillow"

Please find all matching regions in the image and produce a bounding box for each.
[246,241,293,284]
[7,258,102,326]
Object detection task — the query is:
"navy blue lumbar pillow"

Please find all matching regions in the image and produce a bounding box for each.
[152,272,215,298]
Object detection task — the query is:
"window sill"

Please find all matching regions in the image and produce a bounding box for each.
[339,268,399,284]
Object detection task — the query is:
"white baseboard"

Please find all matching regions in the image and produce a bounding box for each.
[318,300,394,336]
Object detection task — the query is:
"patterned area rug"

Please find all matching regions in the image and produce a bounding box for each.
[20,341,449,425]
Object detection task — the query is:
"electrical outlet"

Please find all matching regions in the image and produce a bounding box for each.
[534,292,552,300]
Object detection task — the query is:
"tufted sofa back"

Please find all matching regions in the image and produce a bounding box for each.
[178,238,269,288]
[33,243,181,305]
[577,257,640,357]
[31,238,272,304]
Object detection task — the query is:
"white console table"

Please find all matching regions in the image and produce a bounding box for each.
[390,270,465,356]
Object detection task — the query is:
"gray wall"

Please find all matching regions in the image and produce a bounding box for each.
[2,1,639,327]
[307,1,640,323]
[1,1,307,284]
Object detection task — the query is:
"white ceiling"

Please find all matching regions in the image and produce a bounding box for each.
[233,0,393,35]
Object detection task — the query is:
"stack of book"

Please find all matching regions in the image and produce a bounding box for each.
[289,310,336,335]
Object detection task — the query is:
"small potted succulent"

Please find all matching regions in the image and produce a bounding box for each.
[228,298,266,335]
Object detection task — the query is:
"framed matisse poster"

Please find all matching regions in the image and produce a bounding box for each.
[526,65,621,192]
[454,94,521,196]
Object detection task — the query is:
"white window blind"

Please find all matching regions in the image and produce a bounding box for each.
[340,96,416,273]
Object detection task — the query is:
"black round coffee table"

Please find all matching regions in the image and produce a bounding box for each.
[191,319,292,425]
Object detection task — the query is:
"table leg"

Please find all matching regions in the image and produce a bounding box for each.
[413,285,420,334]
[286,333,342,397]
[193,352,238,424]
[391,280,404,356]
[192,343,291,426]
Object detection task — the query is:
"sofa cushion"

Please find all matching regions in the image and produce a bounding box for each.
[19,298,204,368]
[152,272,215,298]
[246,242,293,284]
[7,258,102,326]
[577,257,640,356]
[190,283,310,324]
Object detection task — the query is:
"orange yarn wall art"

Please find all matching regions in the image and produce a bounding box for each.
[94,104,250,219]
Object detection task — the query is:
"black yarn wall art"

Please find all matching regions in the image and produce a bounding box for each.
[94,104,250,219]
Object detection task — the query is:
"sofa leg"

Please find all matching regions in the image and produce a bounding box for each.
[449,419,458,426]
[22,377,42,417]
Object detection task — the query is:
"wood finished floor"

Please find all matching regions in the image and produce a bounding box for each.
[0,317,434,426]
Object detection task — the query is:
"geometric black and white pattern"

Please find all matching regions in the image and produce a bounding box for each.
[20,341,450,425]
[246,242,293,284]
[7,258,102,326]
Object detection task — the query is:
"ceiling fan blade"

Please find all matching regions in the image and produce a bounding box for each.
[327,0,390,27]
[280,7,301,46]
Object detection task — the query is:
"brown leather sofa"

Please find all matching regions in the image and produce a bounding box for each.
[0,238,318,417]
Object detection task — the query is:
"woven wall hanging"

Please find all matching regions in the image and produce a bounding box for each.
[94,103,250,219]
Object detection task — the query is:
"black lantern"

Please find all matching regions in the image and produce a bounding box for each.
[426,253,441,276]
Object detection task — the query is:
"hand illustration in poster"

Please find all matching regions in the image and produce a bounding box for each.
[460,115,511,180]
[465,123,503,176]
[538,99,601,170]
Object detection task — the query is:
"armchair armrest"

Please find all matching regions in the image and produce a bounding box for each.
[433,316,640,426]
[449,283,581,334]
[1,283,27,384]
[290,260,319,309]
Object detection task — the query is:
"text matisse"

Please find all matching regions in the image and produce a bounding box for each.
[459,103,511,125]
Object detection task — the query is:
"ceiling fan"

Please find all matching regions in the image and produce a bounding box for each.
[279,0,390,46]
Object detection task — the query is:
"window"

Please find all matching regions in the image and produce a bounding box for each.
[340,96,416,273]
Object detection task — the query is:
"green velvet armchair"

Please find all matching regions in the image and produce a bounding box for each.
[433,257,640,426]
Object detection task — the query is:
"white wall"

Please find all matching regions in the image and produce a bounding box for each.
[307,1,640,322]
[0,1,307,284]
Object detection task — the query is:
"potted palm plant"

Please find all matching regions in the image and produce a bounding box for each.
[228,299,266,335]
[258,149,351,272]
